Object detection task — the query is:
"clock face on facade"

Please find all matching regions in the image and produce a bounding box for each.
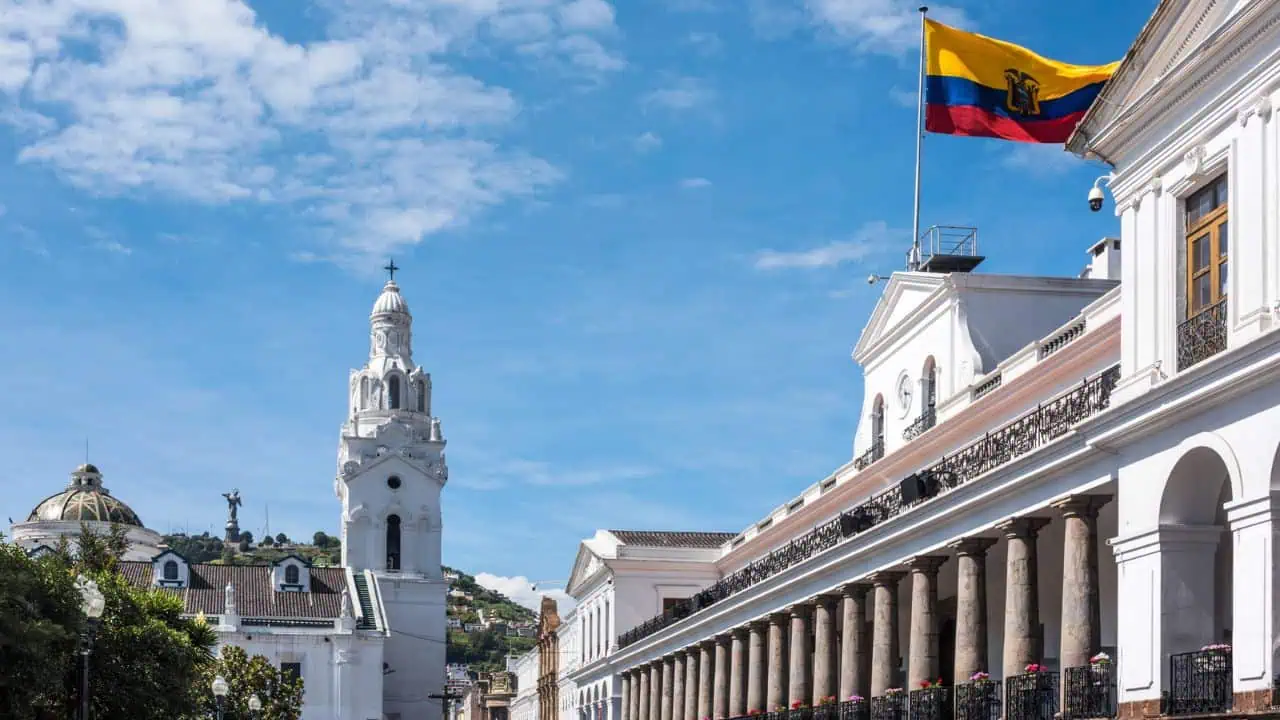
[896,372,914,418]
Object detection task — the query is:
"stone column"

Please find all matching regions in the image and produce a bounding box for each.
[767,613,789,711]
[714,635,732,719]
[839,583,871,701]
[747,622,767,713]
[949,538,997,684]
[733,627,751,715]
[999,517,1050,678]
[699,641,715,720]
[907,556,948,688]
[813,595,839,704]
[640,664,653,720]
[633,670,644,720]
[686,647,701,720]
[870,571,904,697]
[788,604,813,707]
[1055,496,1109,670]
[661,656,675,720]
[623,672,632,720]
[672,652,687,720]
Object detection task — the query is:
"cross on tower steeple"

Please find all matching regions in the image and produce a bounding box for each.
[384,258,400,282]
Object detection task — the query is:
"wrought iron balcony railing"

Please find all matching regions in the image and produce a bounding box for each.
[1005,672,1058,720]
[1165,648,1231,715]
[616,365,1121,650]
[903,408,937,441]
[871,695,906,720]
[1062,664,1115,720]
[838,699,870,720]
[1177,301,1227,371]
[855,440,885,470]
[954,681,1000,720]
[908,687,951,720]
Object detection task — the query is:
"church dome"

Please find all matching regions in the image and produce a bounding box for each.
[26,464,143,527]
[372,281,410,316]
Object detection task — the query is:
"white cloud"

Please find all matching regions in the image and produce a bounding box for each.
[474,572,577,612]
[754,220,897,270]
[0,0,623,259]
[1001,144,1082,177]
[94,239,133,255]
[754,0,970,56]
[633,131,663,153]
[686,31,723,55]
[679,177,711,189]
[889,86,917,108]
[642,77,713,112]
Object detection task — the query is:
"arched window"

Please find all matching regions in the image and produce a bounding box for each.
[604,599,610,651]
[416,380,427,413]
[163,560,178,580]
[285,564,300,584]
[388,376,401,409]
[360,377,369,407]
[923,357,938,420]
[386,514,401,570]
[872,394,885,455]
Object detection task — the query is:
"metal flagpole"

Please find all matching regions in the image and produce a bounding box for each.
[908,5,929,271]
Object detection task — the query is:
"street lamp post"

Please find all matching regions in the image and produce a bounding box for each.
[212,675,229,720]
[249,693,262,719]
[75,575,105,720]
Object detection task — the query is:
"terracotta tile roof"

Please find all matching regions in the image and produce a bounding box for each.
[118,561,348,619]
[608,530,736,549]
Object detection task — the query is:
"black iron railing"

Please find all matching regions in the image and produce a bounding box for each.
[617,366,1121,649]
[838,699,870,720]
[813,703,840,720]
[908,687,951,720]
[903,408,937,441]
[1062,664,1115,719]
[1177,301,1227,371]
[1166,648,1231,715]
[790,708,813,720]
[954,682,1000,720]
[871,695,905,720]
[855,440,885,470]
[1005,672,1058,720]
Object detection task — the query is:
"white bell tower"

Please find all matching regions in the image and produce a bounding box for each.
[335,260,447,720]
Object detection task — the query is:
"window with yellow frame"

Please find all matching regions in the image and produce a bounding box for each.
[1185,174,1229,317]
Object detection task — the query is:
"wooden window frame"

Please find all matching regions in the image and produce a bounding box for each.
[1185,176,1229,318]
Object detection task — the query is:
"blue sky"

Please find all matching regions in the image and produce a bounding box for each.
[0,0,1151,606]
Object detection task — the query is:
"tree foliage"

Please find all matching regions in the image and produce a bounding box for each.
[193,645,304,720]
[0,537,81,719]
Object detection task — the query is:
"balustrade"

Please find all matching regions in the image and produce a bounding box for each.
[1004,671,1057,720]
[870,695,905,720]
[1062,665,1114,720]
[1165,648,1231,715]
[953,681,1000,720]
[1176,301,1227,371]
[907,687,950,720]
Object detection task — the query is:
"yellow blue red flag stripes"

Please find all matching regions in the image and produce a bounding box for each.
[923,19,1118,143]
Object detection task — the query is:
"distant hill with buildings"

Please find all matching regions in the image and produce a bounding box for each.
[443,566,538,673]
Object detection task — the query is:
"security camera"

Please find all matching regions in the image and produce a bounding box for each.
[1088,186,1104,212]
[867,274,881,285]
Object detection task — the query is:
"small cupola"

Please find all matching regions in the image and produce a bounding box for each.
[272,554,311,592]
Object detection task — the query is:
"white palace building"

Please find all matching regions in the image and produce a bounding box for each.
[512,2,1280,720]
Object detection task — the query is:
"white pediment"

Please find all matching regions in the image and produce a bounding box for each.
[852,273,948,364]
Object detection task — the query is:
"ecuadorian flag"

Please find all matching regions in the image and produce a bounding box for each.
[924,20,1119,144]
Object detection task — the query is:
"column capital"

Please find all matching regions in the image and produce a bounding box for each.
[815,592,842,608]
[906,555,948,574]
[747,619,769,631]
[948,537,998,556]
[1052,494,1112,519]
[700,638,718,650]
[840,581,872,599]
[996,516,1051,539]
[867,570,905,587]
[788,602,813,618]
[768,612,789,625]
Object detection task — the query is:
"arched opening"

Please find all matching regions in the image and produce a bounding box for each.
[387,375,401,410]
[416,380,427,412]
[163,559,178,580]
[871,394,885,456]
[922,356,937,417]
[386,514,401,570]
[1158,446,1234,656]
[360,377,369,407]
[285,564,300,585]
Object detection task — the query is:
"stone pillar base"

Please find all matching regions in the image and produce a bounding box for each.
[1117,698,1162,719]
[1235,689,1275,713]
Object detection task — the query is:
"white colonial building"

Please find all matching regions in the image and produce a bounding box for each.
[550,5,1280,720]
[10,275,448,720]
[513,645,541,720]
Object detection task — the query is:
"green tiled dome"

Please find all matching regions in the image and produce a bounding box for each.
[26,465,143,527]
